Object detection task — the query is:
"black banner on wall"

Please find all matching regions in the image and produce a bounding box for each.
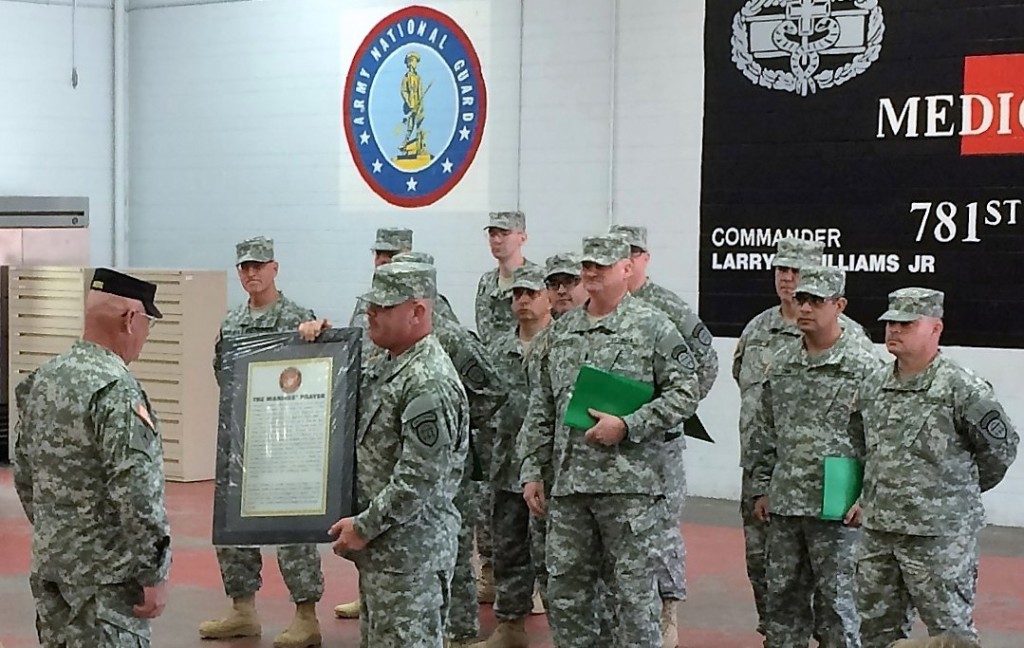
[699,0,1024,347]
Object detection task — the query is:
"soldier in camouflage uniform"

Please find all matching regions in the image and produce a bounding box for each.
[201,237,324,648]
[544,252,587,319]
[471,265,554,648]
[748,267,880,648]
[519,234,701,648]
[732,236,869,639]
[474,210,538,602]
[324,261,470,647]
[610,224,719,647]
[14,269,171,647]
[851,288,1019,648]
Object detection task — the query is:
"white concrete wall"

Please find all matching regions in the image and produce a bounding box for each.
[0,0,113,263]
[124,0,1024,526]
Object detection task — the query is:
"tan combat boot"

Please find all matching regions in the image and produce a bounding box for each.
[476,563,496,604]
[333,597,360,619]
[469,617,529,648]
[199,596,261,639]
[660,598,679,648]
[273,602,321,648]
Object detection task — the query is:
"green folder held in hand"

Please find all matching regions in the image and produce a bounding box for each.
[821,456,864,521]
[563,365,655,430]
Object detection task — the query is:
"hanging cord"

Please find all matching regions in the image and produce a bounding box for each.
[71,0,79,88]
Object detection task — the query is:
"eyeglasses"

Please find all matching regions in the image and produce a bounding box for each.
[793,294,837,306]
[545,276,580,290]
[126,310,160,326]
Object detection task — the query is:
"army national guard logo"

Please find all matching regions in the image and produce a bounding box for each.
[344,6,487,207]
[731,0,884,96]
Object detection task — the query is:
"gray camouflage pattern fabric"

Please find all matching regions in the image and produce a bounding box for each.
[235,236,274,263]
[432,317,506,642]
[361,261,436,306]
[748,329,881,646]
[857,530,977,648]
[580,234,630,266]
[608,223,648,251]
[475,259,540,344]
[850,352,1018,645]
[371,226,413,252]
[486,210,526,231]
[214,292,323,603]
[732,304,869,632]
[511,264,546,291]
[795,265,846,298]
[14,341,171,646]
[544,252,581,279]
[519,293,700,646]
[773,236,824,268]
[349,334,470,646]
[878,286,944,321]
[350,251,459,329]
[489,490,544,621]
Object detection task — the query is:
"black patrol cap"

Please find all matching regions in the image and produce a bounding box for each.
[89,268,163,319]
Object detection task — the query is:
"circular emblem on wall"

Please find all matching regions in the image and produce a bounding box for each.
[279,367,303,394]
[343,6,487,208]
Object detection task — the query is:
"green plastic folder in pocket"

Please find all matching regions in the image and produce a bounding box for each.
[821,456,864,521]
[563,365,655,430]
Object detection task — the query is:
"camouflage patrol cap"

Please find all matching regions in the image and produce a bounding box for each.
[236,236,274,264]
[360,261,437,307]
[485,210,526,232]
[609,224,648,252]
[544,252,581,279]
[878,287,945,322]
[581,234,630,266]
[393,251,434,265]
[372,227,413,252]
[773,237,824,270]
[794,266,846,299]
[511,264,546,291]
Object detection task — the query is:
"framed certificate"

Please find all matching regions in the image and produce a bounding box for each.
[212,328,360,545]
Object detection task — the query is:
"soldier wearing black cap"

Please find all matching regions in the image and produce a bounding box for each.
[14,268,171,646]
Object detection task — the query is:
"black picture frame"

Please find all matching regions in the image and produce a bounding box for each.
[212,328,361,545]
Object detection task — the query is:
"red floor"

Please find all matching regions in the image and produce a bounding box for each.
[1,468,1022,647]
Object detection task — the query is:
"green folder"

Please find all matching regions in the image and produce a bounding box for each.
[564,365,655,429]
[821,456,863,521]
[562,365,715,443]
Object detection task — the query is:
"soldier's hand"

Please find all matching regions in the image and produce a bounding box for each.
[329,516,368,554]
[298,318,330,341]
[584,409,627,446]
[523,481,547,517]
[753,496,770,523]
[843,503,862,528]
[133,581,167,619]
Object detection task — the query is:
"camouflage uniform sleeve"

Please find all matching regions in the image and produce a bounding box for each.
[353,388,459,541]
[518,339,556,485]
[473,273,490,339]
[12,376,36,523]
[747,380,777,496]
[348,299,368,329]
[451,328,507,429]
[663,296,719,400]
[436,294,461,324]
[732,320,752,385]
[94,381,172,586]
[960,384,1019,492]
[621,321,700,443]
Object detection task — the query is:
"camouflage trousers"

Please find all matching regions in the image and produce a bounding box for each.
[656,437,687,601]
[489,488,547,620]
[30,574,151,647]
[740,468,769,634]
[547,493,663,648]
[765,514,861,648]
[856,529,979,648]
[474,426,494,569]
[449,469,480,641]
[358,567,451,648]
[214,544,323,603]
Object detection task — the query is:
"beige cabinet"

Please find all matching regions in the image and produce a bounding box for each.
[6,267,226,481]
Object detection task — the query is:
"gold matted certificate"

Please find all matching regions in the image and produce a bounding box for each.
[240,357,333,518]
